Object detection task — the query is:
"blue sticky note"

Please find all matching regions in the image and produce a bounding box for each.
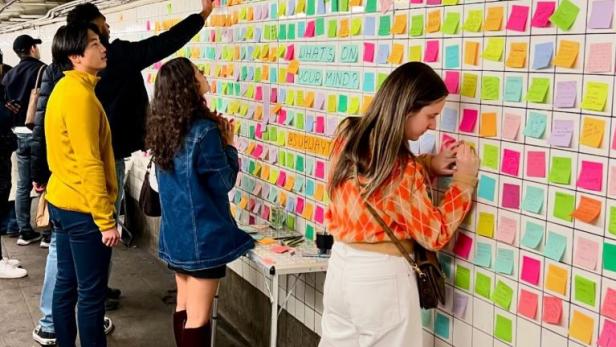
[305,179,315,197]
[278,88,287,104]
[297,22,305,38]
[305,114,314,131]
[376,44,390,64]
[286,0,296,16]
[522,221,544,249]
[504,76,523,102]
[532,42,554,70]
[285,196,296,212]
[364,16,376,36]
[270,3,278,19]
[495,248,515,275]
[445,44,460,69]
[522,186,544,214]
[478,175,496,201]
[544,231,567,262]
[421,309,433,328]
[317,0,326,14]
[438,253,453,279]
[434,312,450,339]
[523,111,547,139]
[293,176,305,192]
[254,27,262,42]
[441,108,458,132]
[363,72,375,93]
[474,242,493,268]
[271,67,278,83]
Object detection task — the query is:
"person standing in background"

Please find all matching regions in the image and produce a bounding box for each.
[2,35,46,246]
[0,49,18,238]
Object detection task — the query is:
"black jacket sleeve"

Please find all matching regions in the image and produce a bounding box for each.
[31,64,62,184]
[110,13,204,71]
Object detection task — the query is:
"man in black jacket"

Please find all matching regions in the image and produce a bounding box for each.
[0,49,18,237]
[2,35,46,247]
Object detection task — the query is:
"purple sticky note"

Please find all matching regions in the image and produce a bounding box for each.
[502,149,521,176]
[589,0,615,29]
[453,292,469,317]
[531,2,556,28]
[521,256,541,285]
[577,160,604,192]
[507,5,530,32]
[555,81,577,108]
[459,109,478,133]
[549,119,574,147]
[424,40,440,62]
[314,93,326,110]
[376,44,390,64]
[502,183,521,210]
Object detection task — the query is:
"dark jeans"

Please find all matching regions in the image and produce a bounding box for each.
[15,133,33,235]
[49,204,111,347]
[0,151,11,258]
[0,201,18,234]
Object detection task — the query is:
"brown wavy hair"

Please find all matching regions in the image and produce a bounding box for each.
[145,57,216,170]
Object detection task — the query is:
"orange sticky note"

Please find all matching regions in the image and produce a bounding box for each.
[569,310,594,345]
[260,165,270,180]
[480,112,497,137]
[350,0,362,5]
[362,95,373,113]
[485,6,504,31]
[339,18,350,37]
[427,9,441,33]
[255,105,263,120]
[304,92,315,108]
[465,41,480,65]
[314,183,325,201]
[506,42,528,68]
[554,40,580,68]
[545,264,568,295]
[392,14,407,34]
[388,43,404,64]
[278,191,287,206]
[571,195,602,224]
[288,60,300,74]
[284,174,295,191]
[302,202,314,219]
[580,117,605,148]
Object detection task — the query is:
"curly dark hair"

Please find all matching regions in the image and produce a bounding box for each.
[145,57,215,170]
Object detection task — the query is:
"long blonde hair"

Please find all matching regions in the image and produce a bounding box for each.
[328,62,448,199]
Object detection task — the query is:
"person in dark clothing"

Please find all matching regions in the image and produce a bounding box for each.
[0,49,18,237]
[2,35,46,246]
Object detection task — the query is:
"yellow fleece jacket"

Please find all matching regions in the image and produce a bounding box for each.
[45,70,117,231]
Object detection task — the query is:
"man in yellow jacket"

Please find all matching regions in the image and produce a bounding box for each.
[44,22,120,347]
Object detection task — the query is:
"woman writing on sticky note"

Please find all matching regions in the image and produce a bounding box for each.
[320,62,479,346]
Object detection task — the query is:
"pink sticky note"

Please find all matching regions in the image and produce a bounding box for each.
[256,123,264,139]
[411,0,423,3]
[295,197,305,214]
[602,288,616,321]
[507,5,530,32]
[315,161,325,179]
[501,149,521,176]
[260,205,270,220]
[496,216,517,244]
[424,40,440,62]
[255,86,263,101]
[271,88,278,103]
[276,171,287,187]
[527,151,546,178]
[285,44,295,61]
[146,20,151,31]
[521,256,541,285]
[503,113,521,140]
[271,244,291,254]
[502,183,520,210]
[542,295,562,324]
[277,109,287,124]
[363,43,375,62]
[612,131,616,151]
[518,289,539,319]
[586,42,613,73]
[379,0,393,13]
[286,73,295,83]
[442,133,456,145]
[314,205,325,224]
[459,109,478,133]
[252,144,264,158]
[444,71,460,94]
[453,233,473,259]
[426,0,441,4]
[209,30,216,42]
[315,116,325,134]
[598,319,616,347]
[574,237,599,271]
[577,160,603,192]
[305,21,316,37]
[531,2,556,28]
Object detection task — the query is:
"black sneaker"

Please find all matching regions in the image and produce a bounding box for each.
[104,316,114,335]
[32,326,56,346]
[17,231,42,246]
[107,287,122,300]
[105,298,120,311]
[40,234,51,248]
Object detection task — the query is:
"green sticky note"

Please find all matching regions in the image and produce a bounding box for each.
[421,309,433,328]
[481,76,500,100]
[443,12,460,35]
[463,9,483,32]
[316,17,325,36]
[482,143,499,170]
[410,15,424,36]
[339,0,349,12]
[348,98,360,115]
[306,0,315,15]
[443,0,458,4]
[461,73,478,98]
[604,242,616,272]
[305,224,315,240]
[526,78,550,103]
[474,242,492,268]
[378,15,391,36]
[288,23,296,40]
[544,231,567,262]
[493,280,513,310]
[295,113,305,130]
[376,72,388,91]
[553,192,575,222]
[548,156,572,185]
[285,214,295,229]
[455,265,471,290]
[331,0,338,12]
[295,155,305,173]
[549,0,580,31]
[504,76,523,102]
[609,207,616,235]
[279,24,287,40]
[434,312,450,339]
[327,19,337,38]
[365,0,377,13]
[338,95,348,113]
[483,37,505,62]
[581,81,609,112]
[574,275,596,306]
[495,249,514,275]
[475,272,492,299]
[494,314,513,343]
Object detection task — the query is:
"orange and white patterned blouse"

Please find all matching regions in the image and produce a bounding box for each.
[325,152,476,251]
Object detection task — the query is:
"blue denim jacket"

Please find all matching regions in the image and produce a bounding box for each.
[157,118,254,270]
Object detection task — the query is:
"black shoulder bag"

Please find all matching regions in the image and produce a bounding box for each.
[139,157,161,217]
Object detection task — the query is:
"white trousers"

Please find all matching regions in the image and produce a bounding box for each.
[319,242,422,347]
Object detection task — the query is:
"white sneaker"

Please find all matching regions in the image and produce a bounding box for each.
[0,262,27,279]
[0,258,21,267]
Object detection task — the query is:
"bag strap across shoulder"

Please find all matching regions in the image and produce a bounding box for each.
[34,65,45,89]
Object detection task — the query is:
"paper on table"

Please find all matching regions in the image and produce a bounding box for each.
[532,42,554,70]
[544,231,567,262]
[553,191,575,222]
[549,0,580,31]
[501,149,521,176]
[521,256,541,285]
[496,216,517,245]
[549,119,574,147]
[588,0,614,29]
[502,183,520,210]
[506,5,529,32]
[522,221,544,249]
[453,232,473,259]
[543,295,563,324]
[523,185,545,214]
[572,195,602,224]
[495,248,515,275]
[532,1,556,27]
[478,175,496,201]
[577,160,603,192]
[574,237,599,271]
[518,289,538,319]
[480,112,497,137]
[554,81,577,108]
[586,42,613,73]
[569,310,594,345]
[485,6,504,31]
[527,151,546,178]
[553,40,580,68]
[477,212,495,238]
[493,280,513,310]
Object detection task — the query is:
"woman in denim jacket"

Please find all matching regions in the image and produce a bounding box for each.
[146,57,254,347]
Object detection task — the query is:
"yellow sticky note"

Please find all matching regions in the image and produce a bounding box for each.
[485,6,504,31]
[351,18,362,36]
[392,14,407,34]
[314,183,325,201]
[278,68,287,84]
[409,45,422,62]
[569,310,594,345]
[427,9,441,33]
[545,264,568,295]
[477,212,495,238]
[339,18,350,37]
[260,165,270,180]
[506,42,528,68]
[461,73,478,98]
[463,9,483,32]
[483,37,505,62]
[327,95,337,113]
[465,41,480,65]
[285,90,295,106]
[580,117,605,148]
[239,194,248,209]
[388,43,404,64]
[554,40,580,68]
[582,82,609,112]
[349,97,360,115]
[277,191,287,206]
[287,60,300,75]
[480,112,497,137]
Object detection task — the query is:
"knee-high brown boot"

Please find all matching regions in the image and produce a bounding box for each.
[181,322,211,347]
[173,310,187,346]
